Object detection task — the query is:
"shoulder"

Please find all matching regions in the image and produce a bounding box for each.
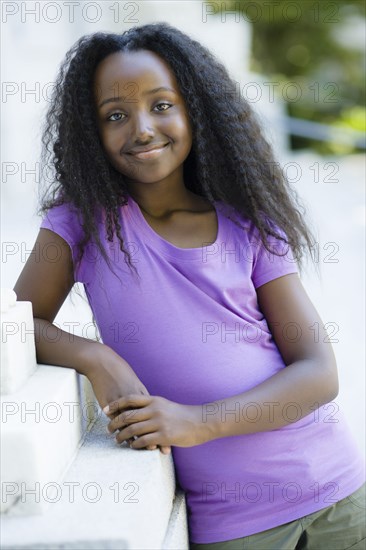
[217,201,291,244]
[41,200,82,224]
[40,201,85,244]
[216,201,298,285]
[214,200,268,243]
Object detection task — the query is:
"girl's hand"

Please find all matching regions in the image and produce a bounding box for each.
[104,394,210,449]
[86,346,171,454]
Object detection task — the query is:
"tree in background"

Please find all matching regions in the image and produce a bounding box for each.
[217,0,365,154]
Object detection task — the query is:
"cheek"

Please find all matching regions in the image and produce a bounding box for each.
[99,127,120,153]
[97,129,124,171]
[167,119,192,150]
[99,132,129,170]
[179,114,193,145]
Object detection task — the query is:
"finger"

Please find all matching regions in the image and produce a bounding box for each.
[130,439,172,453]
[115,420,157,444]
[128,433,161,450]
[108,407,150,434]
[103,394,152,416]
[127,439,166,453]
[126,436,157,450]
[104,409,118,418]
[126,436,157,451]
[160,446,172,455]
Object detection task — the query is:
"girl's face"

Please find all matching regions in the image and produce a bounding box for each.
[94,49,193,187]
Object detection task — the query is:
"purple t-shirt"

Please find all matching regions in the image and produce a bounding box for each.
[41,195,365,544]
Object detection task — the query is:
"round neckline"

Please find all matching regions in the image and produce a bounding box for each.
[125,194,227,260]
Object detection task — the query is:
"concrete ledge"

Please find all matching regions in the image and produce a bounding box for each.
[0,299,37,395]
[1,413,189,549]
[1,542,128,549]
[162,489,189,549]
[0,365,96,515]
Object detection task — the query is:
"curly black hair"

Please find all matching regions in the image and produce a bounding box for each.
[40,22,317,278]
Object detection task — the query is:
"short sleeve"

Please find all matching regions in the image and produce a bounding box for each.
[40,202,86,283]
[250,223,299,289]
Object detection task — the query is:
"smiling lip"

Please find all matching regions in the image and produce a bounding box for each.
[127,143,170,159]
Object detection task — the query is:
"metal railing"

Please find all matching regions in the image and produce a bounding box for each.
[283,116,366,149]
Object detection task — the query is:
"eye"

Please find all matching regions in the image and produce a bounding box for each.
[107,112,125,122]
[154,102,172,112]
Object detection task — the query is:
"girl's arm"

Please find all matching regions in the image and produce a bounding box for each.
[104,272,340,450]
[12,228,171,454]
[204,272,339,439]
[12,229,153,398]
[13,228,111,377]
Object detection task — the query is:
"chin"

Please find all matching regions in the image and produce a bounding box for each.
[122,167,176,184]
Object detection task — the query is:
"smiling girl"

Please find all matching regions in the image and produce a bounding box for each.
[14,23,365,549]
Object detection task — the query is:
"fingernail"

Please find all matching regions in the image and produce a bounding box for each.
[103,405,109,413]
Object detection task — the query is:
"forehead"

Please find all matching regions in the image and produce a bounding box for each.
[94,50,179,98]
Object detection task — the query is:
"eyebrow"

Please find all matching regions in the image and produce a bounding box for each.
[98,86,177,108]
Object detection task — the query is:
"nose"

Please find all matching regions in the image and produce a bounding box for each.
[131,110,155,143]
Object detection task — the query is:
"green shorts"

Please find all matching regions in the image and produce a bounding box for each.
[189,482,366,550]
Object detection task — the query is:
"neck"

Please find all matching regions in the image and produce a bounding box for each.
[126,177,202,218]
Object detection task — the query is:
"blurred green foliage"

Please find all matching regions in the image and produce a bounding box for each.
[219,0,366,154]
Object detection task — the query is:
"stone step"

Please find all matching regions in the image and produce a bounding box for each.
[162,489,189,549]
[1,294,37,395]
[1,413,189,549]
[1,365,97,515]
